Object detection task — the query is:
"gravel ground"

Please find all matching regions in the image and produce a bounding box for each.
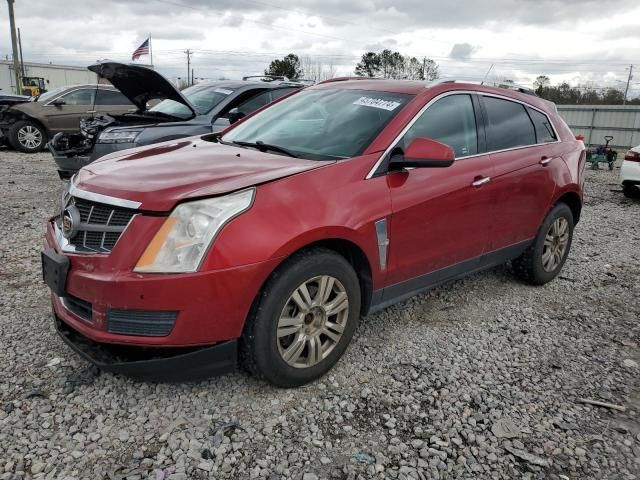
[0,149,639,480]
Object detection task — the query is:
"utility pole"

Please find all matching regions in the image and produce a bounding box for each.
[185,49,192,87]
[7,0,22,94]
[17,27,25,77]
[623,65,633,106]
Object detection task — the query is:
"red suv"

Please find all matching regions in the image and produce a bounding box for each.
[42,79,586,387]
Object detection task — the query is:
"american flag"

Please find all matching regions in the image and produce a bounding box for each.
[131,38,150,61]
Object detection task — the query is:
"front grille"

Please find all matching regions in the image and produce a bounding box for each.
[66,197,137,253]
[62,295,92,322]
[106,309,178,337]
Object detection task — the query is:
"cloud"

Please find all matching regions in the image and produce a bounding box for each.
[449,43,477,59]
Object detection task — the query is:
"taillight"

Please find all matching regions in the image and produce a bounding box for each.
[624,150,640,162]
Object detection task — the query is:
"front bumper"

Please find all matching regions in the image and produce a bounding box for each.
[49,141,137,179]
[54,314,237,381]
[45,217,281,377]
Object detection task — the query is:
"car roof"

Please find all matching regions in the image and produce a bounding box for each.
[196,80,303,91]
[310,78,557,113]
[311,78,428,94]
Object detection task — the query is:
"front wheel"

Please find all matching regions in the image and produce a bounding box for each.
[512,203,574,285]
[241,248,361,387]
[8,120,47,153]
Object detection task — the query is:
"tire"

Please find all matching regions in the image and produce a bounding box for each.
[512,203,574,285]
[623,185,640,199]
[8,120,47,153]
[240,248,361,387]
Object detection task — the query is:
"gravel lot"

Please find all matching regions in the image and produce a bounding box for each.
[0,149,638,480]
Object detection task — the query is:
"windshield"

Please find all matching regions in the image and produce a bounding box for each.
[149,83,235,118]
[37,87,67,103]
[221,88,412,160]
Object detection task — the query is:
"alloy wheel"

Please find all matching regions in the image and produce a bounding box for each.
[277,275,349,369]
[17,125,42,150]
[542,217,569,272]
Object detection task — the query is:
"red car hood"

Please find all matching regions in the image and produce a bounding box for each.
[74,138,333,211]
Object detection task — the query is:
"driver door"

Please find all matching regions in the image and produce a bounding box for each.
[45,88,96,133]
[384,93,494,290]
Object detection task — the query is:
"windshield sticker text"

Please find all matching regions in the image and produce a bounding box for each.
[215,88,234,95]
[353,96,401,111]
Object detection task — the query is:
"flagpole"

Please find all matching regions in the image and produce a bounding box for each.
[149,33,153,67]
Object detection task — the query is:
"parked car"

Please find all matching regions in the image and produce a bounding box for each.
[621,145,640,198]
[0,84,133,153]
[42,79,585,386]
[49,62,305,179]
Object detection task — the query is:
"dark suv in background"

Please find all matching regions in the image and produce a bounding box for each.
[49,62,304,179]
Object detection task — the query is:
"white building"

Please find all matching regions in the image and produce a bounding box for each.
[0,60,99,95]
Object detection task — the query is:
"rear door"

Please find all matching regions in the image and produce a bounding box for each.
[45,88,96,133]
[384,93,495,288]
[479,95,561,251]
[94,89,136,116]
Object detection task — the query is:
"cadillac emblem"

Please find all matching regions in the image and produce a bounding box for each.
[62,205,81,240]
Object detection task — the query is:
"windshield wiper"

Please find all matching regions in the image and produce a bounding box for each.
[232,140,299,158]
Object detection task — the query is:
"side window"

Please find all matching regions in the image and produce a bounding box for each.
[236,90,272,116]
[270,87,299,102]
[400,94,478,157]
[95,89,132,106]
[483,96,536,151]
[527,107,557,144]
[60,89,95,105]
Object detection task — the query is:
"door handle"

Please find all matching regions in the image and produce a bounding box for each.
[540,156,553,166]
[472,176,491,187]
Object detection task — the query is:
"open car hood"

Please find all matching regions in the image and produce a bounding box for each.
[88,61,196,117]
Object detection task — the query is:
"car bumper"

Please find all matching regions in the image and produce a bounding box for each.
[620,160,640,186]
[44,219,281,376]
[50,142,138,179]
[54,313,238,381]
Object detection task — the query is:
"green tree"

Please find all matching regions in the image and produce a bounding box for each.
[265,54,302,80]
[533,75,550,96]
[355,52,381,77]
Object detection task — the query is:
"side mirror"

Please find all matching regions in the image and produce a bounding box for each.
[227,108,245,124]
[51,98,66,107]
[389,137,455,170]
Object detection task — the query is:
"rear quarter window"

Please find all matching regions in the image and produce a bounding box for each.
[527,107,557,143]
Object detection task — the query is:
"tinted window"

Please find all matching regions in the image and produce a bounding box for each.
[61,89,95,105]
[270,87,299,101]
[223,89,411,160]
[527,107,557,143]
[236,90,271,115]
[401,94,477,157]
[95,89,132,106]
[483,96,536,151]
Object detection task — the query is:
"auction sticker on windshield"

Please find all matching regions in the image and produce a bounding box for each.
[215,88,234,95]
[353,96,402,111]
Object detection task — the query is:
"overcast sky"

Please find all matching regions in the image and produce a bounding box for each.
[1,0,639,95]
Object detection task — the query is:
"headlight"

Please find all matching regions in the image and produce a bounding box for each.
[97,129,142,144]
[134,188,255,273]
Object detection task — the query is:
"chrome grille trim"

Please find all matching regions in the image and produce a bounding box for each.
[69,183,141,210]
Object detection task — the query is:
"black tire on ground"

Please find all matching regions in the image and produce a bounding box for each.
[8,120,47,153]
[512,202,574,285]
[240,248,361,388]
[623,185,640,199]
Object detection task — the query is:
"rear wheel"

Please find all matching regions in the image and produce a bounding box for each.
[8,120,47,153]
[240,248,361,387]
[512,203,574,285]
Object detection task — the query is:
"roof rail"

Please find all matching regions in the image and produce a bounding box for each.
[318,76,382,84]
[437,79,537,97]
[242,74,287,82]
